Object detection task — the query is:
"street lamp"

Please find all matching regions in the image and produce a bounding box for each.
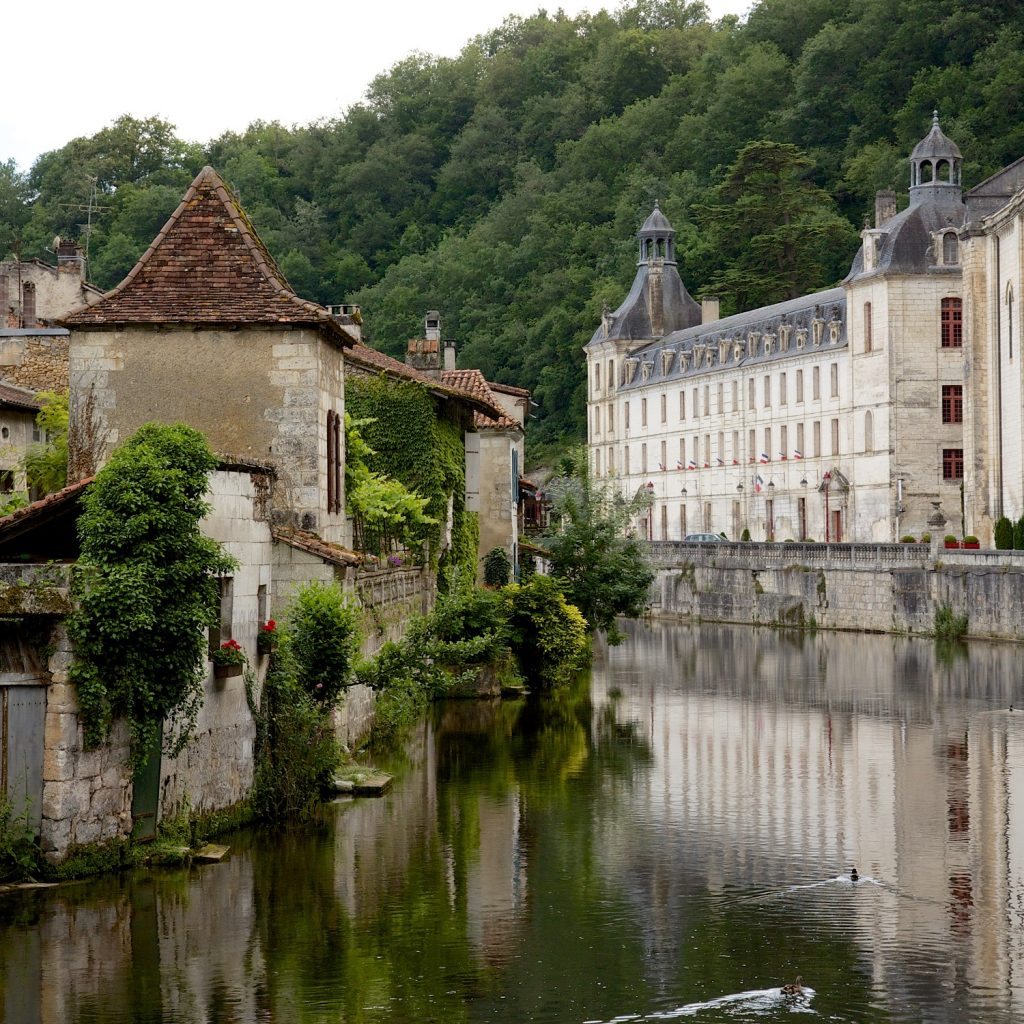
[646,480,655,541]
[823,471,833,542]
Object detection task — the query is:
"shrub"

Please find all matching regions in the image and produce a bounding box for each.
[921,533,931,543]
[740,528,751,541]
[963,535,979,544]
[287,581,361,705]
[901,535,916,543]
[995,516,1013,549]
[0,795,40,882]
[1015,516,1024,550]
[945,534,958,544]
[483,546,513,587]
[502,575,590,688]
[934,604,968,642]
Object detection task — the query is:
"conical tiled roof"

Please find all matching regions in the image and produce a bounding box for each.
[62,167,351,344]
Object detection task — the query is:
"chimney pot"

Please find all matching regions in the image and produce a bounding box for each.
[875,190,897,228]
[701,297,720,325]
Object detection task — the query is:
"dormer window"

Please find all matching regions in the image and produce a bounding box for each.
[625,359,639,383]
[812,318,824,346]
[779,324,791,351]
[661,350,674,375]
[943,231,959,265]
[763,332,775,355]
[796,328,807,349]
[641,361,653,382]
[747,330,761,355]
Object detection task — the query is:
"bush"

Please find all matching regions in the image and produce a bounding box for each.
[287,581,361,705]
[963,535,979,544]
[921,533,931,543]
[945,534,958,544]
[935,604,968,642]
[995,516,1013,549]
[0,795,40,882]
[502,575,591,688]
[1015,516,1024,550]
[901,535,916,543]
[483,546,513,587]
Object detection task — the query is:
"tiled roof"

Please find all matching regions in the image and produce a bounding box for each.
[347,344,504,420]
[62,167,353,346]
[271,526,361,567]
[489,381,531,399]
[0,380,42,412]
[440,369,521,430]
[0,477,92,535]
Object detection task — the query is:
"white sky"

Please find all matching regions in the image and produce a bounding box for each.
[2,0,751,173]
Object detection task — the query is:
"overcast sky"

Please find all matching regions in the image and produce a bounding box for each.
[3,0,751,174]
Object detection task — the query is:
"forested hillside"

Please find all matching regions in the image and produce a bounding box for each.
[3,0,1022,461]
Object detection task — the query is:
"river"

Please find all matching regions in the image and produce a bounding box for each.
[2,620,1024,1022]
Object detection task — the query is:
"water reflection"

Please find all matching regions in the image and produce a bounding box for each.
[2,622,1024,1023]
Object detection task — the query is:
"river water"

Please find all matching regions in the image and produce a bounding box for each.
[3,620,1024,1023]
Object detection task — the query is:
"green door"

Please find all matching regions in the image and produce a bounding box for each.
[131,730,162,842]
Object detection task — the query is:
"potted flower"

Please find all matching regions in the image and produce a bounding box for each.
[944,534,959,549]
[211,638,246,678]
[257,619,278,655]
[962,535,980,550]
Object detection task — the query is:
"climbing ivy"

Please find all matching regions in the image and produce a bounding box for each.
[345,374,477,588]
[68,423,236,761]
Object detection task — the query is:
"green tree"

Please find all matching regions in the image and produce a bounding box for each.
[22,390,68,496]
[541,447,655,642]
[698,140,859,313]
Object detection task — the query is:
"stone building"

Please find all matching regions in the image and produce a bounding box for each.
[586,116,969,543]
[0,242,101,328]
[0,381,41,499]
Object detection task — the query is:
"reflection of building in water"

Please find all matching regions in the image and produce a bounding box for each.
[590,621,1024,1017]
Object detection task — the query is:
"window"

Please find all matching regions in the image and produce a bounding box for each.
[942,385,963,424]
[607,359,615,390]
[595,449,602,476]
[678,438,685,466]
[0,470,12,493]
[718,431,724,462]
[763,427,771,459]
[625,402,631,429]
[732,380,739,412]
[748,428,755,461]
[607,403,615,434]
[607,446,614,474]
[679,390,685,420]
[592,407,600,438]
[704,434,711,465]
[813,366,821,400]
[1009,286,1015,361]
[763,376,771,408]
[864,302,873,353]
[865,411,873,452]
[327,410,341,513]
[813,421,821,458]
[660,439,667,470]
[941,297,962,348]
[943,448,964,480]
[748,378,755,411]
[660,393,667,424]
[780,425,788,459]
[830,362,839,398]
[717,383,724,414]
[732,430,739,462]
[779,372,787,405]
[209,576,234,656]
[796,369,804,403]
[796,422,804,457]
[594,363,601,394]
[831,418,840,456]
[641,398,648,426]
[22,282,36,327]
[943,232,958,265]
[692,389,698,418]
[692,435,699,463]
[703,386,710,416]
[641,443,648,473]
[661,504,668,540]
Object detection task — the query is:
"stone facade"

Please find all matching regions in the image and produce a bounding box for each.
[0,329,70,392]
[587,117,970,543]
[0,250,101,328]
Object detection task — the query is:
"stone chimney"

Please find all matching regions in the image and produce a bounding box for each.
[424,310,441,342]
[701,297,720,324]
[56,238,86,276]
[875,190,897,228]
[444,340,456,371]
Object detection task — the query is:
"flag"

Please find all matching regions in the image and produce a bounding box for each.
[658,462,666,471]
[716,456,725,466]
[759,452,770,463]
[755,474,763,493]
[687,459,697,470]
[779,452,788,461]
[793,449,803,460]
[676,460,684,470]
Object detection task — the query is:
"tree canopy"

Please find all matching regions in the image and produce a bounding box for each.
[5,0,1024,461]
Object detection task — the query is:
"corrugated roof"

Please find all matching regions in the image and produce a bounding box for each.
[61,166,353,346]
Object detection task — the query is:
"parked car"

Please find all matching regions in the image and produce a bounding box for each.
[684,533,725,542]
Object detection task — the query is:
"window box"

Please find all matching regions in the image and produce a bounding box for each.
[214,663,243,679]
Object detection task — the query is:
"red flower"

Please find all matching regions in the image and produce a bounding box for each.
[262,619,276,632]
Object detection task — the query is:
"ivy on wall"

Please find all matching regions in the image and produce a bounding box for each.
[345,374,477,588]
[68,423,236,760]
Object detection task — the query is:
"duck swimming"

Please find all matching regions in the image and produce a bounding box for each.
[781,977,804,996]
[851,866,860,882]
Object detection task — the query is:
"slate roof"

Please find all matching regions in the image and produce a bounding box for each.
[440,369,521,430]
[61,167,353,346]
[347,344,504,421]
[0,380,42,412]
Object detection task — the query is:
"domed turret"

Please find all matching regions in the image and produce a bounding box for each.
[638,200,676,263]
[909,111,962,202]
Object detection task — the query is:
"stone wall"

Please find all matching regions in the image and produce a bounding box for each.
[648,540,1024,640]
[0,330,70,392]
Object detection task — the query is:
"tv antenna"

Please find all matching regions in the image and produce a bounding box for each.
[56,176,112,269]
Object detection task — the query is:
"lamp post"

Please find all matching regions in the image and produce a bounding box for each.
[767,479,775,541]
[646,480,655,540]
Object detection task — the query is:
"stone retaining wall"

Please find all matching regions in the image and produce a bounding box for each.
[648,541,1024,640]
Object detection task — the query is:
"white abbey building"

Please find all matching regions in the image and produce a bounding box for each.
[586,116,971,543]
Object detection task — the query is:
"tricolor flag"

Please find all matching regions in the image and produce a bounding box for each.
[658,462,666,471]
[759,452,770,463]
[687,459,697,470]
[676,460,685,470]
[793,449,803,460]
[755,474,764,493]
[779,452,788,461]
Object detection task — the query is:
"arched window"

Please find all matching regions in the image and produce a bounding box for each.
[936,160,949,183]
[941,297,962,348]
[864,302,872,353]
[943,232,958,265]
[864,411,873,452]
[921,161,934,183]
[22,282,36,327]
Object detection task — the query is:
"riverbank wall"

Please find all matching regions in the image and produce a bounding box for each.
[647,541,1024,641]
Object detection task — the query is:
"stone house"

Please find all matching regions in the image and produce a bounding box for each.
[586,116,971,543]
[0,381,41,499]
[0,242,102,329]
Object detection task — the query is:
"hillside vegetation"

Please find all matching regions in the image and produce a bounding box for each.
[3,0,1021,462]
